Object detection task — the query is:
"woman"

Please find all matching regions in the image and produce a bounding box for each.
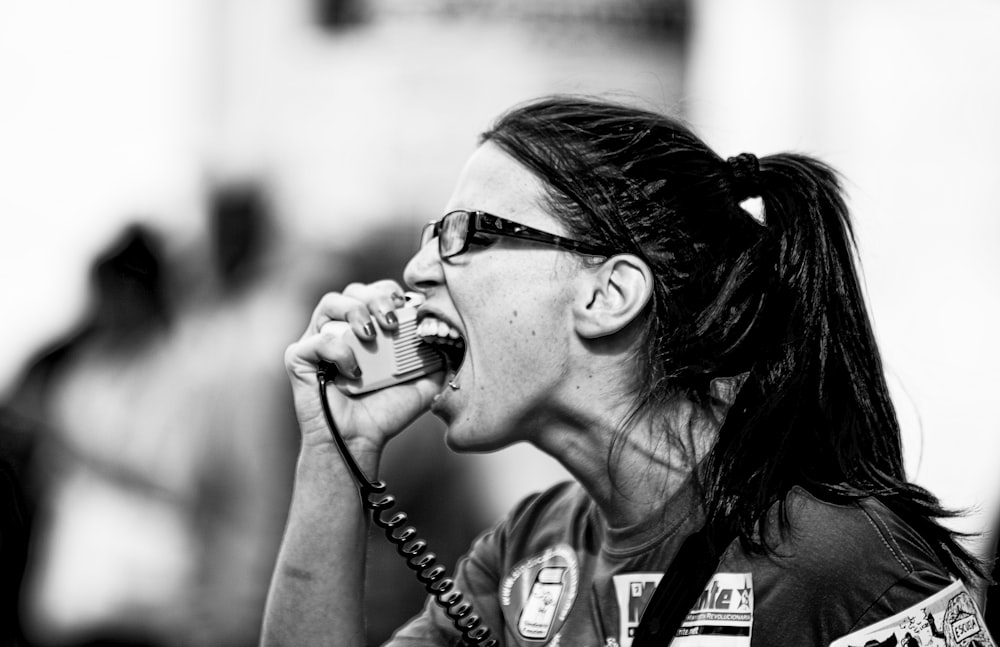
[261,96,987,646]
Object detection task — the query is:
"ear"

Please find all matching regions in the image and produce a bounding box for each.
[573,254,654,339]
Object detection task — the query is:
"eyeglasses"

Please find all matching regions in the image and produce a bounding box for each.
[420,210,614,260]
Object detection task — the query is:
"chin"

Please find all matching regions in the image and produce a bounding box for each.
[442,417,518,454]
[443,428,484,453]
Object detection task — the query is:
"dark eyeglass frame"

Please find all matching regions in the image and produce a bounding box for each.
[420,210,615,260]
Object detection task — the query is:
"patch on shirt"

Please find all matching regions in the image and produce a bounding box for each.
[829,580,996,647]
[500,544,579,642]
[674,572,754,646]
[614,572,753,647]
[613,572,663,647]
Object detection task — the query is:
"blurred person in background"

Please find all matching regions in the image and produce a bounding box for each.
[1,408,37,647]
[261,95,991,646]
[8,190,303,647]
[7,223,177,646]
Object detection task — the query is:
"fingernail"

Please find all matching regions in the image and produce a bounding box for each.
[352,366,363,378]
[385,311,398,326]
[363,322,375,337]
[391,292,406,306]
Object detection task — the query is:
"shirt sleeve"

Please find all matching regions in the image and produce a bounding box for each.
[742,489,959,646]
[749,567,954,646]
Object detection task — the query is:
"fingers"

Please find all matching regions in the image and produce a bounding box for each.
[293,279,410,382]
[304,280,406,342]
[343,280,406,331]
[286,321,361,382]
[305,293,369,342]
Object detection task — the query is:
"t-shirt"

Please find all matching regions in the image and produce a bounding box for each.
[384,481,972,647]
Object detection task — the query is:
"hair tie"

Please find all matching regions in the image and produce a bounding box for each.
[726,153,760,200]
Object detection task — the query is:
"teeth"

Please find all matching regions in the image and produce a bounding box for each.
[418,316,463,344]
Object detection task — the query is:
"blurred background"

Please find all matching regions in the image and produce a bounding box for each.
[0,0,997,645]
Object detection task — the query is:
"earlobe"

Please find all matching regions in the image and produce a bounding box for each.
[573,255,653,339]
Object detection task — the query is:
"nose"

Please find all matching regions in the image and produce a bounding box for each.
[403,236,444,293]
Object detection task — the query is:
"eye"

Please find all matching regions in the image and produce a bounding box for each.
[469,234,498,248]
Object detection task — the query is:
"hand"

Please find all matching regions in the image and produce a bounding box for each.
[285,280,444,454]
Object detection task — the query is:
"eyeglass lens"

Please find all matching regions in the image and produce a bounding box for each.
[420,211,468,258]
[439,211,468,257]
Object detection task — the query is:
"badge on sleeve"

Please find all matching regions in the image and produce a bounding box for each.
[500,544,579,642]
[829,580,996,647]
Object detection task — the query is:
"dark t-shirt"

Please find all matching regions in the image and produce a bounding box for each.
[385,482,965,647]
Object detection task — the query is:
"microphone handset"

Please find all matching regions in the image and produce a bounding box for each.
[322,291,444,394]
[315,292,498,646]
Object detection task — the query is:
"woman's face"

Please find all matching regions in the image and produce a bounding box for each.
[403,142,584,451]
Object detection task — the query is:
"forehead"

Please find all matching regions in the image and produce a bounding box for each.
[444,141,556,228]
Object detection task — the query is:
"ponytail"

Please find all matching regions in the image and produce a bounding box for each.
[703,153,983,578]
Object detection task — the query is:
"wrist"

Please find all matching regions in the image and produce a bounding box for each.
[298,428,384,485]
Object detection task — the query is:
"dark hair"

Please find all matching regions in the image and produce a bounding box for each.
[482,95,982,578]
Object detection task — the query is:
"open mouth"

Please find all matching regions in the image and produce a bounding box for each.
[417,316,467,379]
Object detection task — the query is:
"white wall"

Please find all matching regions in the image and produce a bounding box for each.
[688,0,1000,555]
[0,0,210,394]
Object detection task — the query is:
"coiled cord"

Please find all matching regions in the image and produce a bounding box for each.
[317,369,499,647]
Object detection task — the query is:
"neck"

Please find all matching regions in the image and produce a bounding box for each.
[533,393,716,535]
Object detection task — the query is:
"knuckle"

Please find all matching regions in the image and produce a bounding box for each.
[318,322,343,343]
[312,292,343,319]
[372,279,403,294]
[342,282,367,297]
[283,342,302,369]
[341,280,402,313]
[317,291,341,307]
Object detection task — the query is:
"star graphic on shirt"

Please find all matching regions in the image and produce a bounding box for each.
[737,579,752,610]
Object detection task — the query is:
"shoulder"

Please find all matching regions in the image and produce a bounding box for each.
[762,486,952,586]
[722,487,958,645]
[498,480,593,545]
[458,480,596,581]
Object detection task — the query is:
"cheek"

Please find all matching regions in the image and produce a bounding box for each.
[455,252,576,367]
[486,298,570,384]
